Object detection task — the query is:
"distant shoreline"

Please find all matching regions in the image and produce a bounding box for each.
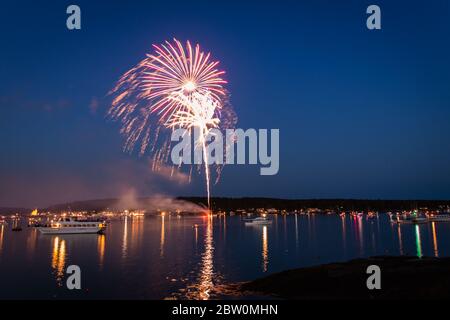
[239,256,450,299]
[2,197,450,214]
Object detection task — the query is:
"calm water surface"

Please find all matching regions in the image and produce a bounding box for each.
[0,214,449,299]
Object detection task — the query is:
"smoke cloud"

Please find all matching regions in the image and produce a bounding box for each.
[114,188,206,213]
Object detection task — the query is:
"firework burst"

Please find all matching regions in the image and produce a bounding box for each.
[108,38,237,209]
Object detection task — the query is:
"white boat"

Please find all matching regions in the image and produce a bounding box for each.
[396,216,427,224]
[428,214,450,222]
[38,218,106,234]
[244,217,272,226]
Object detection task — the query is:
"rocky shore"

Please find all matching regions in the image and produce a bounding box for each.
[240,256,450,299]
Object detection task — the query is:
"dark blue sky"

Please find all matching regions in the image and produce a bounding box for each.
[1,0,450,207]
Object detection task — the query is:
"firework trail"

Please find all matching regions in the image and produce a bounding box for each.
[108,38,237,209]
[167,91,221,207]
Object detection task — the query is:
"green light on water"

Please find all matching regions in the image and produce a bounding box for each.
[415,225,422,258]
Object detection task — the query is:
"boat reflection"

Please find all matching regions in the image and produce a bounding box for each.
[295,214,299,250]
[98,234,105,269]
[397,225,404,255]
[51,236,66,286]
[27,228,38,257]
[431,222,439,257]
[350,215,363,254]
[415,225,422,258]
[130,215,144,252]
[341,215,346,252]
[0,224,4,254]
[357,216,364,255]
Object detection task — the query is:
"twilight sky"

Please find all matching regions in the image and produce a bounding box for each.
[1,0,450,207]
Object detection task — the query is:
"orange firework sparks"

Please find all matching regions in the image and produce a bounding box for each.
[143,39,227,122]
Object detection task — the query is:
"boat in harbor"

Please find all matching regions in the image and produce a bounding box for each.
[367,211,378,219]
[427,214,450,222]
[350,211,364,218]
[38,218,106,234]
[395,216,427,224]
[244,217,272,226]
[11,217,22,231]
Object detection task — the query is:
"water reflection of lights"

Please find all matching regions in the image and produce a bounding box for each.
[397,225,404,255]
[160,215,165,257]
[51,237,66,286]
[341,215,346,250]
[351,216,361,254]
[52,237,60,269]
[98,234,105,268]
[223,215,226,242]
[310,213,316,243]
[197,215,214,300]
[130,215,143,250]
[122,216,128,259]
[27,228,38,256]
[431,222,439,257]
[0,224,4,253]
[357,216,364,255]
[415,225,422,258]
[262,225,269,272]
[195,224,199,247]
[274,214,278,241]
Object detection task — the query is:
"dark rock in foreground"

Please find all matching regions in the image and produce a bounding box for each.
[240,256,450,299]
